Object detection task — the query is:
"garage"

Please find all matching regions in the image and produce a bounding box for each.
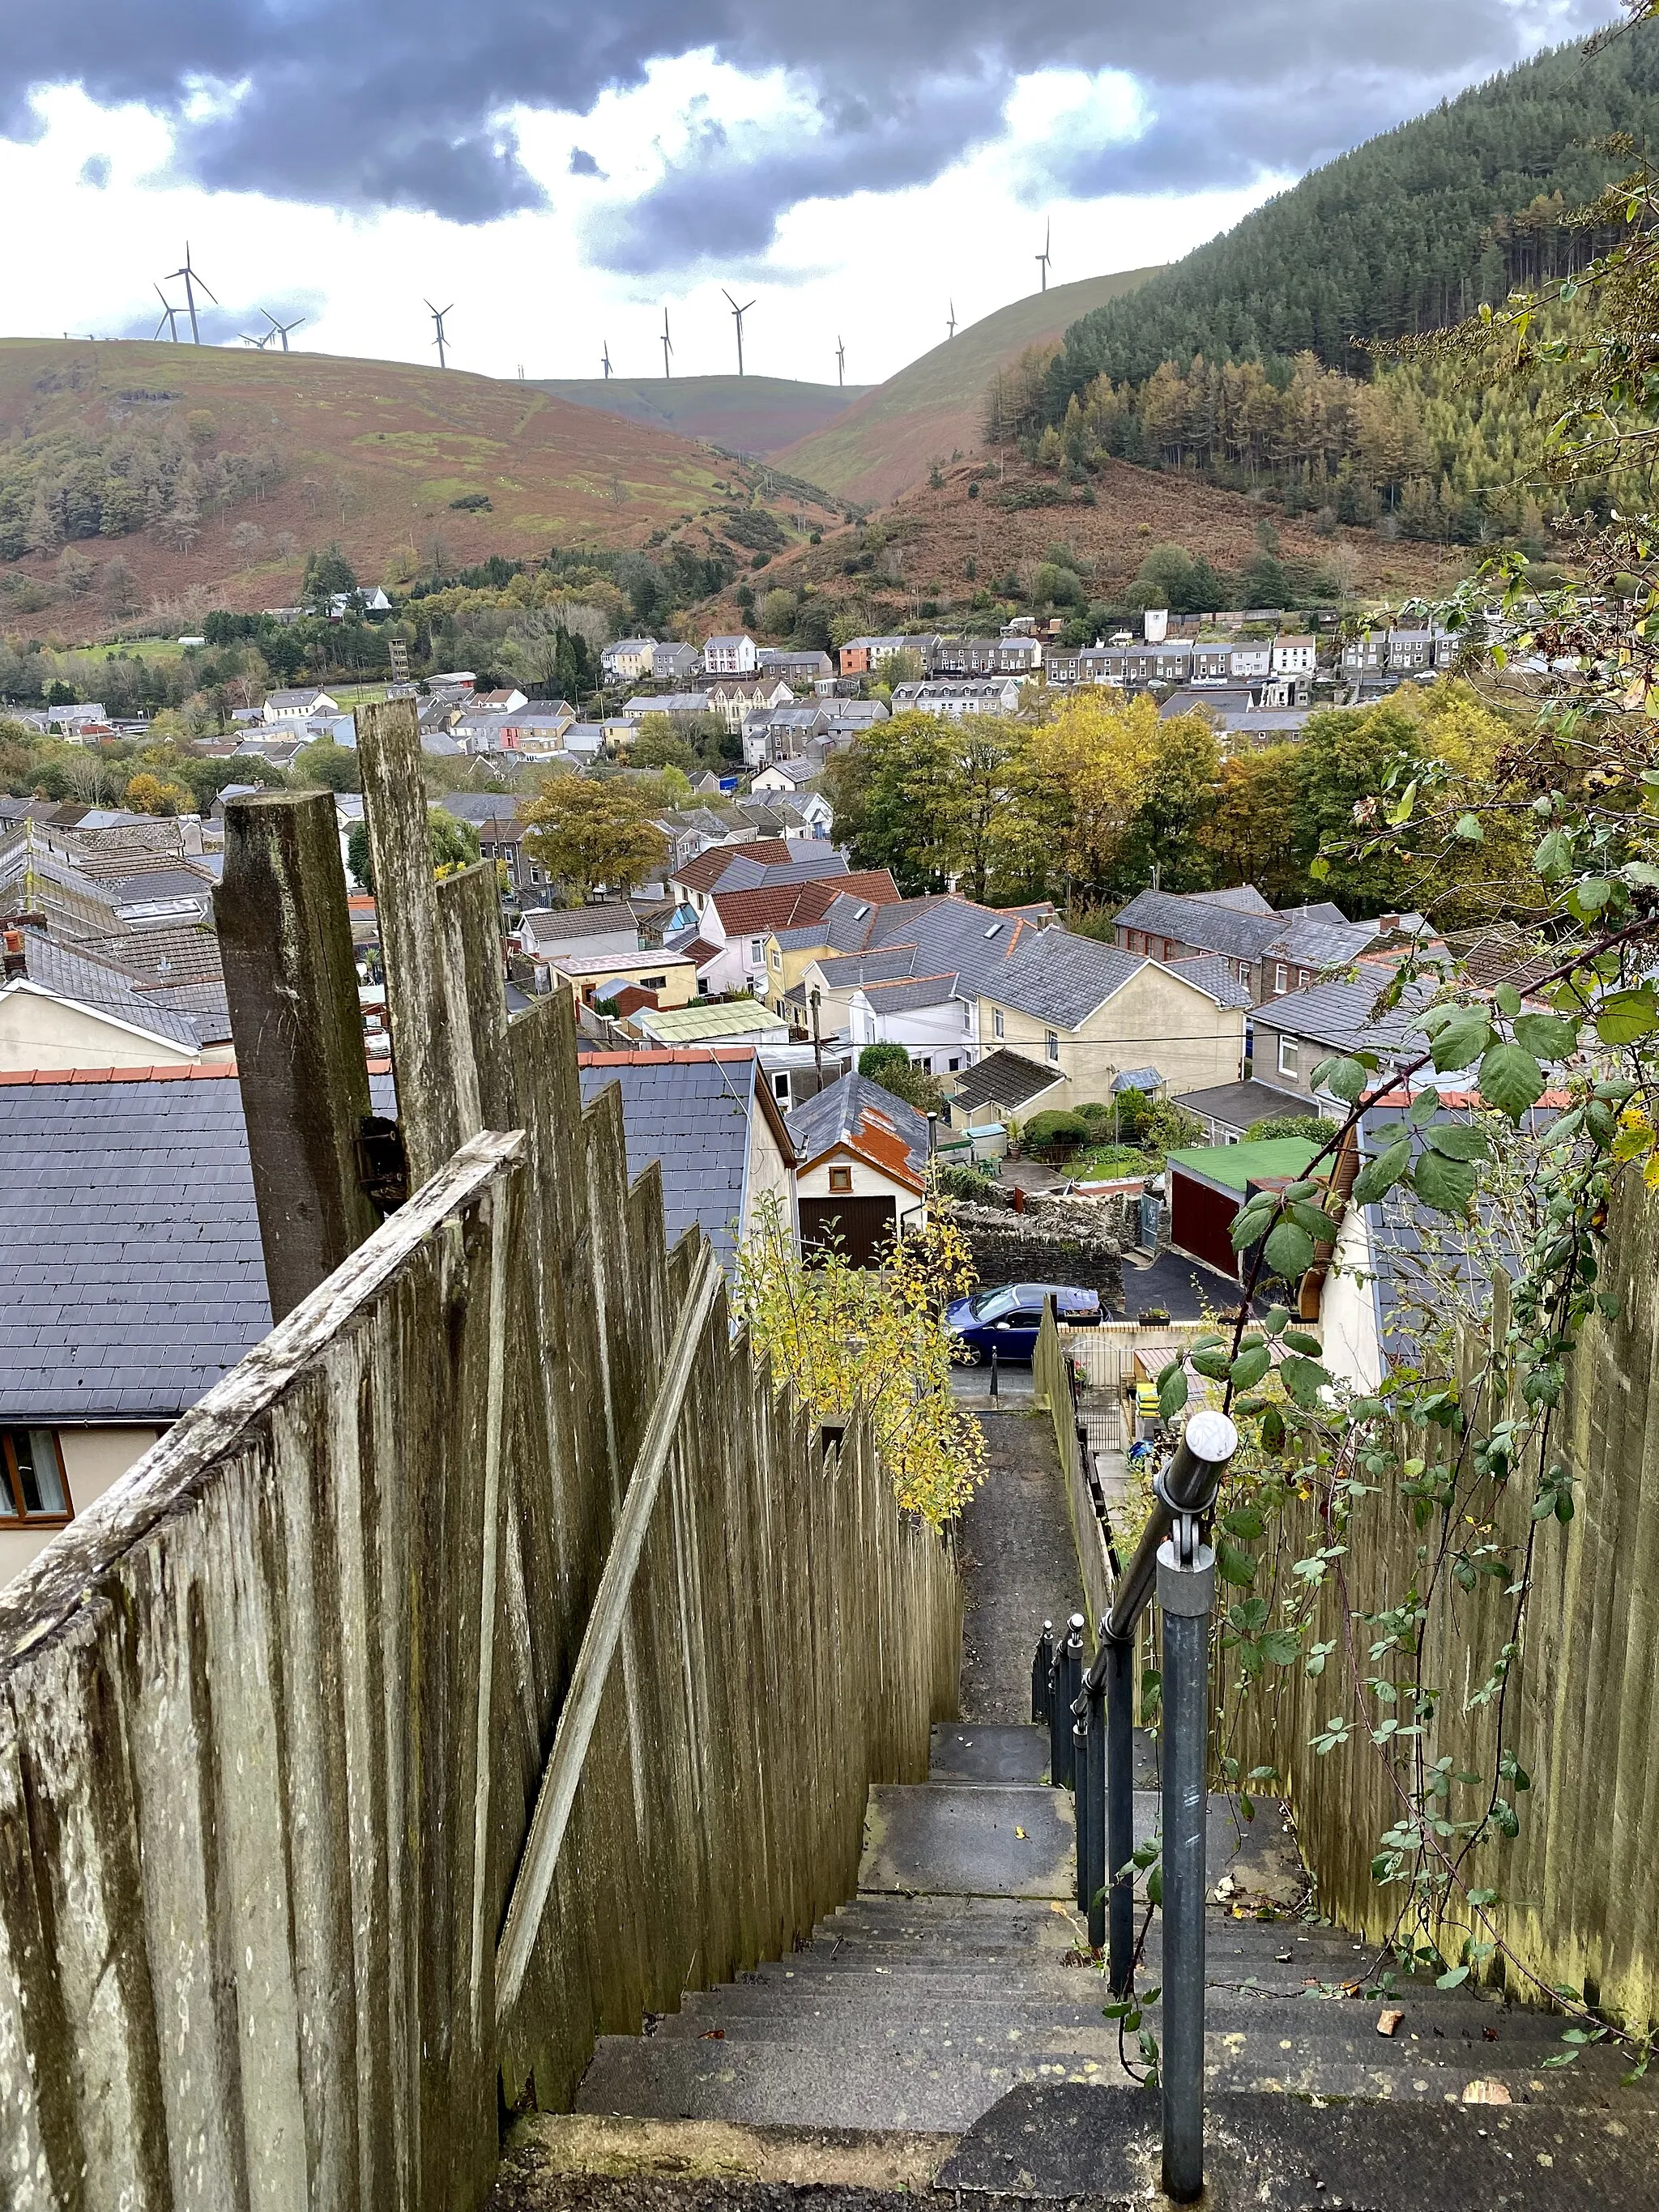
[1164,1137,1323,1281]
[798,1196,898,1270]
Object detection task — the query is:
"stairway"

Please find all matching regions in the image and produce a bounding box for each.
[570,1721,1646,2133]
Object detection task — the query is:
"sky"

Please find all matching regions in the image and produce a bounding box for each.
[0,0,1611,390]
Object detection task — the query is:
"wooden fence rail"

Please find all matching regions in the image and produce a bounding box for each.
[0,699,962,2212]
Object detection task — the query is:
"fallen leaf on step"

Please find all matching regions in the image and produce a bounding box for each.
[1376,2010,1405,2037]
[1015,1827,1026,1839]
[1462,2078,1511,2105]
[702,2029,726,2039]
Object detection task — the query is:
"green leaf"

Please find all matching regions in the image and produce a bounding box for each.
[1279,1355,1328,1409]
[1408,1090,1441,1127]
[1258,1629,1302,1665]
[1495,984,1522,1019]
[1479,1042,1546,1122]
[1158,1366,1189,1419]
[1192,1349,1232,1381]
[1229,1200,1277,1251]
[1146,1866,1163,1907]
[1430,1008,1492,1073]
[1352,1141,1411,1206]
[1533,828,1572,879]
[1453,813,1483,842]
[1323,1056,1368,1104]
[1263,1221,1316,1277]
[1260,1405,1286,1451]
[1423,1124,1490,1162]
[1596,987,1659,1046]
[1512,1011,1577,1059]
[1216,1538,1258,1587]
[1436,1965,1470,1989]
[1222,1505,1265,1539]
[1230,1345,1271,1390]
[1282,1329,1324,1356]
[1412,1149,1478,1216]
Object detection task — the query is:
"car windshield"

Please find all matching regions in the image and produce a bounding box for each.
[967,1288,1017,1319]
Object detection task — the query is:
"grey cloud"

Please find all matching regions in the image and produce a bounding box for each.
[569,146,603,176]
[79,152,110,187]
[0,0,1612,235]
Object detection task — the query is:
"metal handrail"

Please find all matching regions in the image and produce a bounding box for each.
[1092,1408,1238,1663]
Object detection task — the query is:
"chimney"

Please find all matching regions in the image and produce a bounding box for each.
[2,926,25,980]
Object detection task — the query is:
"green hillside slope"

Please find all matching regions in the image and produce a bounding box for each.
[774,269,1162,505]
[528,374,869,458]
[1047,25,1659,407]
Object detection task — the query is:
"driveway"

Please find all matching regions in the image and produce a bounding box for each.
[1116,1248,1243,1323]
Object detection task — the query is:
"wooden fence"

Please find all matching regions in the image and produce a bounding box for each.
[0,701,962,2212]
[1226,1170,1659,2031]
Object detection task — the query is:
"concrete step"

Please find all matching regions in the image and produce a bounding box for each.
[928,1724,1051,1784]
[575,2031,1647,2134]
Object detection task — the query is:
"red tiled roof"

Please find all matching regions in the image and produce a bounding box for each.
[672,840,795,894]
[710,870,900,938]
[676,937,723,970]
[0,1056,393,1085]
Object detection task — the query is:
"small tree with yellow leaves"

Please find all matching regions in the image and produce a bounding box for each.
[734,1191,985,1530]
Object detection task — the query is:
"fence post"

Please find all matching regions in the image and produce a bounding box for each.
[215,790,380,1321]
[1158,1534,1216,2204]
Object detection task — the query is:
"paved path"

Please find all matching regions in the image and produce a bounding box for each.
[957,1409,1081,1724]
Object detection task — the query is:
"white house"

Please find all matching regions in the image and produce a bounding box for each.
[702,633,758,676]
[889,678,1024,718]
[602,638,658,682]
[1226,642,1273,681]
[1271,635,1317,676]
[263,688,340,722]
[326,587,390,618]
[786,1072,931,1268]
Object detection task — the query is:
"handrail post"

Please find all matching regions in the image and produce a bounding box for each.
[1073,1660,1107,1949]
[1103,1630,1134,1979]
[1073,1700,1090,1912]
[1031,1620,1054,1724]
[1158,1529,1216,2205]
[1052,1613,1083,1788]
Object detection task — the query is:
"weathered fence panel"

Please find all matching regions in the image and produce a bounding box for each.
[1230,1169,1659,2031]
[0,695,962,2212]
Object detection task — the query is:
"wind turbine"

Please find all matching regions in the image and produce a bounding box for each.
[835,336,846,388]
[165,244,217,343]
[152,285,184,343]
[660,309,673,379]
[426,300,454,369]
[723,289,756,377]
[237,327,274,349]
[1035,219,1052,293]
[260,309,306,352]
[601,339,613,380]
[947,299,957,340]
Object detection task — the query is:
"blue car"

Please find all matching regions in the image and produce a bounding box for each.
[945,1282,1102,1362]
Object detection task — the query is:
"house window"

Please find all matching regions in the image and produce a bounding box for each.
[770,945,782,969]
[1046,1029,1060,1063]
[0,1430,70,1524]
[1277,1035,1299,1079]
[749,938,765,964]
[829,1165,853,1194]
[948,1056,961,1072]
[640,974,667,991]
[962,1001,973,1031]
[1273,962,1288,993]
[993,1008,1005,1040]
[773,1071,791,1103]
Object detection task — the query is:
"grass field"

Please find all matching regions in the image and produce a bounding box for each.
[775,271,1162,505]
[530,373,870,458]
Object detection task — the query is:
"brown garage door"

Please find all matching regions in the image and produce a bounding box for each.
[1169,1169,1239,1280]
[799,1196,898,1270]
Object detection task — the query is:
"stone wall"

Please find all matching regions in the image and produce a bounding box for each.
[953,1195,1125,1307]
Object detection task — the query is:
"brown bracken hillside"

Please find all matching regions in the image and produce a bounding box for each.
[0,339,842,633]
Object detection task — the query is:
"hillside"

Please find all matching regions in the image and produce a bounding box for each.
[774,271,1162,507]
[0,339,842,637]
[1047,24,1659,407]
[689,453,1452,641]
[529,374,869,458]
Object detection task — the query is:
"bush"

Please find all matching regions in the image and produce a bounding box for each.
[936,1163,996,1203]
[1024,1109,1090,1154]
[859,1043,912,1083]
[1243,1114,1336,1143]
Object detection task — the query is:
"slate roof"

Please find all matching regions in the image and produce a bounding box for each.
[1254,977,1441,1064]
[804,893,1050,1000]
[1358,1102,1511,1364]
[1115,887,1378,973]
[0,1070,272,1422]
[786,1073,930,1190]
[578,1053,775,1274]
[988,931,1145,1029]
[672,840,797,895]
[949,1050,1063,1115]
[1162,954,1255,1010]
[519,905,643,949]
[3,928,203,1052]
[703,846,851,897]
[857,974,963,1012]
[1172,1078,1314,1132]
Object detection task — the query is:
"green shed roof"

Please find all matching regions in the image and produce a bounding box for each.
[1165,1137,1320,1196]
